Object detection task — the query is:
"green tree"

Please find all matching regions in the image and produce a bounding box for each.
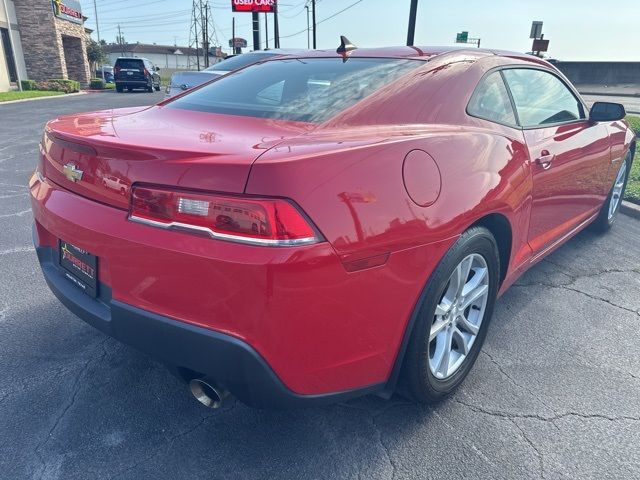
[86,38,106,74]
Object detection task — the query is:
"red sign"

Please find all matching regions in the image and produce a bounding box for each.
[231,0,277,13]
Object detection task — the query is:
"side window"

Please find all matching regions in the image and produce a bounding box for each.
[502,69,585,127]
[467,72,517,126]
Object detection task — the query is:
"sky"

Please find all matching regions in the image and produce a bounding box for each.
[78,0,640,61]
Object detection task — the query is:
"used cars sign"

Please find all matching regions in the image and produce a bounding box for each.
[231,0,277,13]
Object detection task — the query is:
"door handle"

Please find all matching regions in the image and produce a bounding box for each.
[535,150,554,170]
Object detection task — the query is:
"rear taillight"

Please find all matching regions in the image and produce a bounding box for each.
[129,186,321,247]
[144,68,149,76]
[114,66,120,75]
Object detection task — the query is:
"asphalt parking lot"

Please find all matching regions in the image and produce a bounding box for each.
[1,91,639,480]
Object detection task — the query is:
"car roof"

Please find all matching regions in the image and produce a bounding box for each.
[278,45,549,67]
[115,57,150,61]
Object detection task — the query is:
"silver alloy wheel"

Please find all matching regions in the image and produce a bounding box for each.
[608,159,628,220]
[429,253,490,380]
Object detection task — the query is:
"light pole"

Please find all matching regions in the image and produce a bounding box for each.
[407,0,418,46]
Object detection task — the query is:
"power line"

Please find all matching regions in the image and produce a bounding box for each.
[272,0,364,43]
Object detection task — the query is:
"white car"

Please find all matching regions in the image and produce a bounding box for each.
[165,50,304,99]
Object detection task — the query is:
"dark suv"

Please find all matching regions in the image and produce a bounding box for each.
[114,57,161,93]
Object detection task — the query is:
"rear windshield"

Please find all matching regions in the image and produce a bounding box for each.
[115,59,143,70]
[168,58,421,123]
[205,52,278,72]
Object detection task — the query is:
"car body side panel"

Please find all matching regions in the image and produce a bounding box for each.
[524,121,612,255]
[246,125,532,289]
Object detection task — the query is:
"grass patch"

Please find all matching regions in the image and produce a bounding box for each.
[0,90,66,102]
[626,149,640,204]
[625,116,640,204]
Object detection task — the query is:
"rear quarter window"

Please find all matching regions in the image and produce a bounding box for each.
[467,71,517,126]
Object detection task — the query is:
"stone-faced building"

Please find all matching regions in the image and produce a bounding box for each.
[0,0,90,91]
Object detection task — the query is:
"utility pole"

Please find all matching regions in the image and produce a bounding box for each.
[232,17,236,54]
[274,4,280,48]
[407,0,418,46]
[311,0,316,49]
[304,5,310,49]
[92,0,101,43]
[92,0,104,80]
[264,13,269,49]
[202,2,209,67]
[252,11,260,50]
[117,24,124,56]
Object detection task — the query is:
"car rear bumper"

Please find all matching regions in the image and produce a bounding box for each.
[30,171,450,405]
[35,244,381,408]
[115,80,148,86]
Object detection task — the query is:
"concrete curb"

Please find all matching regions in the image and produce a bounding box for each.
[621,200,640,220]
[0,91,87,106]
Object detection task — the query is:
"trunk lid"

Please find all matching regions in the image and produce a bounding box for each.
[42,105,313,209]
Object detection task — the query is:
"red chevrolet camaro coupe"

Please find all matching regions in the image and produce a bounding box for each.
[30,45,636,409]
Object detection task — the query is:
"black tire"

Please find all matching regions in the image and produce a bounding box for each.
[126,86,132,92]
[147,79,154,93]
[400,226,500,403]
[116,84,123,93]
[154,82,161,92]
[592,149,633,233]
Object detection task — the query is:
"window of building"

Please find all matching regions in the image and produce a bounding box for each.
[0,28,18,83]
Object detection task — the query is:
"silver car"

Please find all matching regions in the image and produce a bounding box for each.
[165,50,305,99]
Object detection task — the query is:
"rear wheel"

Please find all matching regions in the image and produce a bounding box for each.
[593,151,631,232]
[116,84,123,93]
[147,79,154,93]
[401,226,500,403]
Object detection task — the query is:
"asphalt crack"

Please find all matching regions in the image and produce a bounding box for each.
[109,403,237,479]
[33,338,109,480]
[481,350,556,413]
[512,264,640,316]
[370,414,398,480]
[509,418,546,479]
[454,398,640,423]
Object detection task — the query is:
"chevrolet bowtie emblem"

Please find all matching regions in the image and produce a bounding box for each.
[63,163,83,182]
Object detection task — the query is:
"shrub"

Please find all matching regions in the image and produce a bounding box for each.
[21,79,37,91]
[37,79,80,93]
[89,78,105,90]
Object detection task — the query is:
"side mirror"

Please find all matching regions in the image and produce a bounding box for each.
[589,102,626,122]
[155,66,161,72]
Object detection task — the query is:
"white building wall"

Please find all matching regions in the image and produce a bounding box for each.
[0,0,27,91]
[106,51,220,71]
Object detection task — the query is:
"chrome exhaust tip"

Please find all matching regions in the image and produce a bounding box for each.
[189,379,229,409]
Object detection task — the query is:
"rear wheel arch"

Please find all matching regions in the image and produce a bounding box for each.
[381,217,510,398]
[469,213,513,286]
